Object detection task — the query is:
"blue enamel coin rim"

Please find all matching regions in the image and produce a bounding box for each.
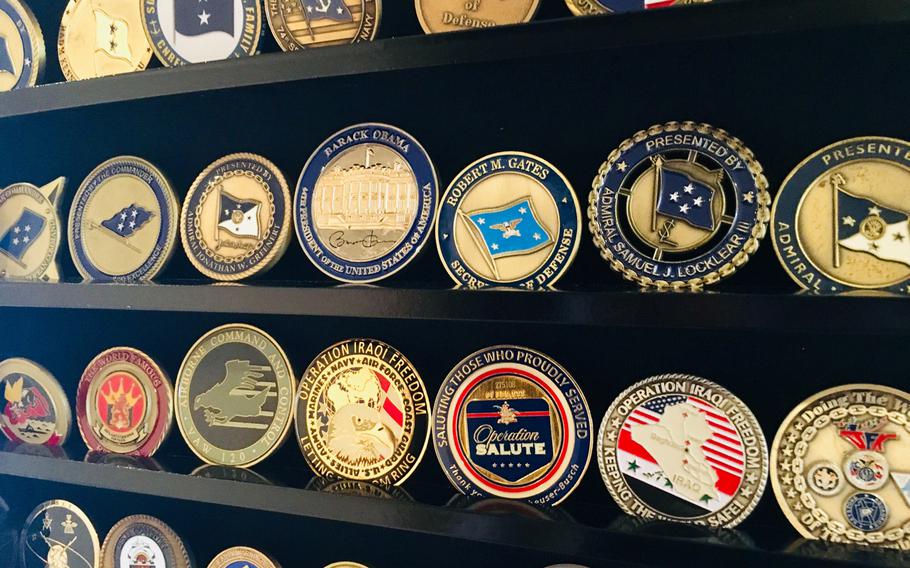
[0,0,39,90]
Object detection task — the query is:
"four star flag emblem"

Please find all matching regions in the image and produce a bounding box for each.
[836,188,910,267]
[174,0,234,37]
[218,191,261,238]
[655,166,716,231]
[100,205,154,238]
[301,0,353,22]
[0,36,15,75]
[94,9,133,61]
[0,208,46,262]
[466,198,552,259]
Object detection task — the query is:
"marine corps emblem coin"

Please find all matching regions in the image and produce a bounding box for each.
[415,0,539,33]
[101,515,192,568]
[207,546,280,568]
[20,500,100,568]
[265,0,378,52]
[436,152,581,289]
[771,384,910,548]
[69,156,178,282]
[564,0,710,16]
[182,153,291,281]
[0,0,44,91]
[58,0,152,80]
[76,347,174,456]
[0,358,70,446]
[597,374,768,528]
[432,345,592,505]
[588,122,769,289]
[0,177,66,282]
[176,324,295,467]
[295,123,438,283]
[771,137,910,293]
[296,338,429,485]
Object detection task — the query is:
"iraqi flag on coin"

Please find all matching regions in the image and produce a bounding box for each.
[836,188,910,267]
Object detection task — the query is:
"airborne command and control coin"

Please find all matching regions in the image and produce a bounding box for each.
[295,123,438,283]
[296,339,429,485]
[597,374,769,528]
[76,347,174,456]
[101,515,193,568]
[20,500,100,568]
[0,0,44,90]
[0,177,66,282]
[432,345,592,505]
[564,0,710,15]
[58,0,152,80]
[771,384,910,548]
[771,137,910,294]
[207,547,280,568]
[69,156,178,282]
[588,122,770,289]
[0,358,70,446]
[415,0,539,33]
[266,0,379,52]
[436,152,581,289]
[182,153,291,281]
[176,324,295,468]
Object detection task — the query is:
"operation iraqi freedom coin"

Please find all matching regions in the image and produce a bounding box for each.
[207,547,280,568]
[0,0,44,91]
[771,384,910,547]
[564,0,710,15]
[76,347,174,456]
[0,358,70,446]
[295,123,438,283]
[182,153,291,281]
[597,374,768,528]
[58,0,152,81]
[101,515,192,568]
[176,324,295,468]
[266,0,378,52]
[0,177,66,282]
[432,345,592,505]
[771,137,910,294]
[415,0,539,33]
[69,156,178,282]
[436,152,581,289]
[588,122,769,289]
[296,339,429,485]
[20,500,100,568]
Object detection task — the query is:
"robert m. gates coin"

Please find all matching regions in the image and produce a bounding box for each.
[69,156,178,282]
[76,347,174,457]
[182,153,292,281]
[207,546,280,568]
[436,152,581,289]
[564,0,711,16]
[296,338,429,485]
[266,0,379,52]
[771,384,910,548]
[0,358,70,446]
[0,0,44,90]
[588,122,769,289]
[0,177,66,282]
[176,324,295,468]
[101,515,192,568]
[415,0,539,33]
[432,345,592,505]
[597,374,768,528]
[21,500,100,568]
[295,123,438,283]
[772,137,910,294]
[58,0,152,80]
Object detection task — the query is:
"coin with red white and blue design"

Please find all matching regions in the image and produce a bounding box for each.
[432,345,592,506]
[564,0,711,16]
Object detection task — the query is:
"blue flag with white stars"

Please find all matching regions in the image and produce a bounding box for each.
[100,205,154,238]
[174,0,234,37]
[301,0,353,21]
[837,189,910,266]
[0,36,15,76]
[0,208,45,262]
[655,167,716,231]
[466,199,551,259]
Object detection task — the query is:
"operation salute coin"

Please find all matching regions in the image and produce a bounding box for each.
[58,0,152,80]
[564,0,710,15]
[598,374,768,528]
[20,500,100,568]
[69,156,178,282]
[432,345,592,505]
[207,546,280,568]
[0,177,66,282]
[415,0,539,33]
[771,384,910,548]
[437,152,581,289]
[101,515,192,568]
[296,339,429,485]
[0,358,70,446]
[589,122,769,289]
[0,0,44,90]
[176,324,295,468]
[266,0,378,52]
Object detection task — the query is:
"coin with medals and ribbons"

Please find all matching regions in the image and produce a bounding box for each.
[58,0,153,80]
[0,177,66,282]
[266,0,379,52]
[415,0,539,34]
[20,500,100,568]
[564,0,711,16]
[0,358,70,447]
[0,0,44,91]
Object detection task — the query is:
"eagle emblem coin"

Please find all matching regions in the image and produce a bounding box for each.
[0,0,44,90]
[0,358,70,446]
[20,500,100,568]
[58,0,152,80]
[101,515,192,568]
[415,0,539,33]
[564,0,710,15]
[0,177,66,282]
[266,0,379,52]
[207,546,280,568]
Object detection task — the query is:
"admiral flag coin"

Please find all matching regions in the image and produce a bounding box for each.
[58,0,152,80]
[0,0,44,90]
[0,358,70,446]
[20,500,100,568]
[415,0,539,33]
[266,0,379,52]
[101,515,192,568]
[564,0,711,15]
[0,177,66,282]
[207,546,280,568]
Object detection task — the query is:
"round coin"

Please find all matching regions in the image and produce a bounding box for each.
[597,373,768,528]
[296,339,429,485]
[564,0,710,15]
[76,347,174,456]
[0,358,70,446]
[101,515,192,568]
[415,0,539,33]
[588,122,769,289]
[0,177,66,282]
[69,156,178,282]
[207,546,280,568]
[58,0,152,80]
[432,345,592,505]
[436,152,580,289]
[294,123,438,283]
[182,153,291,281]
[20,500,100,568]
[0,0,44,91]
[266,0,379,52]
[176,324,295,468]
[771,384,910,547]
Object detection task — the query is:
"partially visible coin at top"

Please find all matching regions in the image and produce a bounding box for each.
[58,0,152,80]
[266,0,379,51]
[415,0,539,33]
[0,0,45,90]
[565,0,711,16]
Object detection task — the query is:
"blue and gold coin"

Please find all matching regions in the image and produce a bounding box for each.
[20,500,100,568]
[0,177,66,282]
[207,546,280,568]
[432,345,592,505]
[564,0,710,15]
[0,0,44,91]
[0,358,70,447]
[436,152,580,289]
[589,122,769,289]
[101,515,192,568]
[294,123,438,283]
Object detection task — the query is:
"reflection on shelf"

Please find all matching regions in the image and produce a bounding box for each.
[306,477,413,502]
[446,495,577,524]
[84,451,165,472]
[607,515,756,549]
[3,440,68,461]
[786,538,910,566]
[193,464,277,486]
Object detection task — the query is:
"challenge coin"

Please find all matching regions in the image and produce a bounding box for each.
[0,0,44,90]
[69,156,178,282]
[771,384,910,547]
[207,546,280,568]
[20,500,100,568]
[101,515,192,568]
[436,152,581,289]
[176,324,295,468]
[597,373,768,528]
[771,137,910,293]
[0,358,70,446]
[588,122,769,289]
[182,153,291,281]
[58,0,152,80]
[76,347,174,456]
[266,0,379,52]
[415,0,539,33]
[0,177,66,282]
[296,339,429,485]
[564,0,710,16]
[432,345,592,505]
[324,563,369,568]
[295,123,438,283]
